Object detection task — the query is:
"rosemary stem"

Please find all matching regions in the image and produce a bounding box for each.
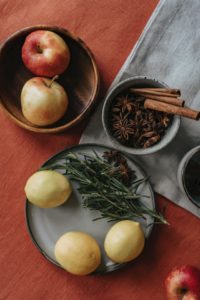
[42,151,168,225]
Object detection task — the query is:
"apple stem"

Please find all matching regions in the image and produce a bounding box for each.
[48,75,59,88]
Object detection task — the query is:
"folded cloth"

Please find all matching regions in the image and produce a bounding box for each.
[80,0,200,218]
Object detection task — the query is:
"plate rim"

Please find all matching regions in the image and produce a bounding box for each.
[25,143,155,274]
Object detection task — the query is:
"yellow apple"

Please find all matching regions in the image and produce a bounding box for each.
[21,77,68,126]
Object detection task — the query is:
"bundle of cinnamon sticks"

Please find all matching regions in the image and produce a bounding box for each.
[129,87,200,120]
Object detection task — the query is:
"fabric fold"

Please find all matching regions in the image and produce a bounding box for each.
[80,0,200,218]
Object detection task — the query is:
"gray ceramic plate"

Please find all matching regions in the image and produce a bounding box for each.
[26,143,155,274]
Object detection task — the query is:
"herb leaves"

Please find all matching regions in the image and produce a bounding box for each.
[44,150,168,225]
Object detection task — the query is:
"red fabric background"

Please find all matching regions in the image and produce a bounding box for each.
[0,1,200,299]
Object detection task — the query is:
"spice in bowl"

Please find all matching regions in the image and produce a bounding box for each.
[109,90,173,148]
[108,85,200,149]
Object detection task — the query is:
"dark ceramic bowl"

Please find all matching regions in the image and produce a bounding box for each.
[177,145,200,208]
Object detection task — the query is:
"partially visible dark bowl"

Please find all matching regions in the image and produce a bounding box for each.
[177,145,200,208]
[102,76,180,155]
[0,25,100,133]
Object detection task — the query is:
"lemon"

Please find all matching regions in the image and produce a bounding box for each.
[25,170,72,208]
[54,231,101,275]
[104,220,145,263]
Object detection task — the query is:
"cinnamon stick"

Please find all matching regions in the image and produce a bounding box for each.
[129,87,184,106]
[130,88,181,97]
[134,93,184,107]
[144,99,200,120]
[144,88,181,96]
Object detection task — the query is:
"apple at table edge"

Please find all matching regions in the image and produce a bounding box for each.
[165,265,200,300]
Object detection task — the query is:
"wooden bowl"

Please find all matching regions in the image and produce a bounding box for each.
[0,25,100,133]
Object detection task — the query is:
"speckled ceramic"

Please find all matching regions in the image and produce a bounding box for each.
[26,143,155,274]
[102,76,180,155]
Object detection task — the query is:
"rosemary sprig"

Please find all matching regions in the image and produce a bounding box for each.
[43,151,168,225]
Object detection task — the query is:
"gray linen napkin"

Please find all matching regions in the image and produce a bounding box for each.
[80,0,200,218]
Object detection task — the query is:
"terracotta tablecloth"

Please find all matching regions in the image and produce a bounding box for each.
[0,1,199,299]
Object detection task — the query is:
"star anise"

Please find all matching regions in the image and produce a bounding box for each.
[102,150,136,186]
[113,95,136,113]
[102,150,126,164]
[119,163,136,185]
[109,90,173,148]
[112,113,135,141]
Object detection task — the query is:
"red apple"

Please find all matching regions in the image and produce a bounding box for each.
[22,30,70,77]
[165,265,200,300]
[21,77,68,126]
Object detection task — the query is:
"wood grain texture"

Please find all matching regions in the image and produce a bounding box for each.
[0,25,100,133]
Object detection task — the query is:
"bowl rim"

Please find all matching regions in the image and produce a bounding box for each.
[0,25,100,133]
[179,145,200,208]
[102,75,181,155]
